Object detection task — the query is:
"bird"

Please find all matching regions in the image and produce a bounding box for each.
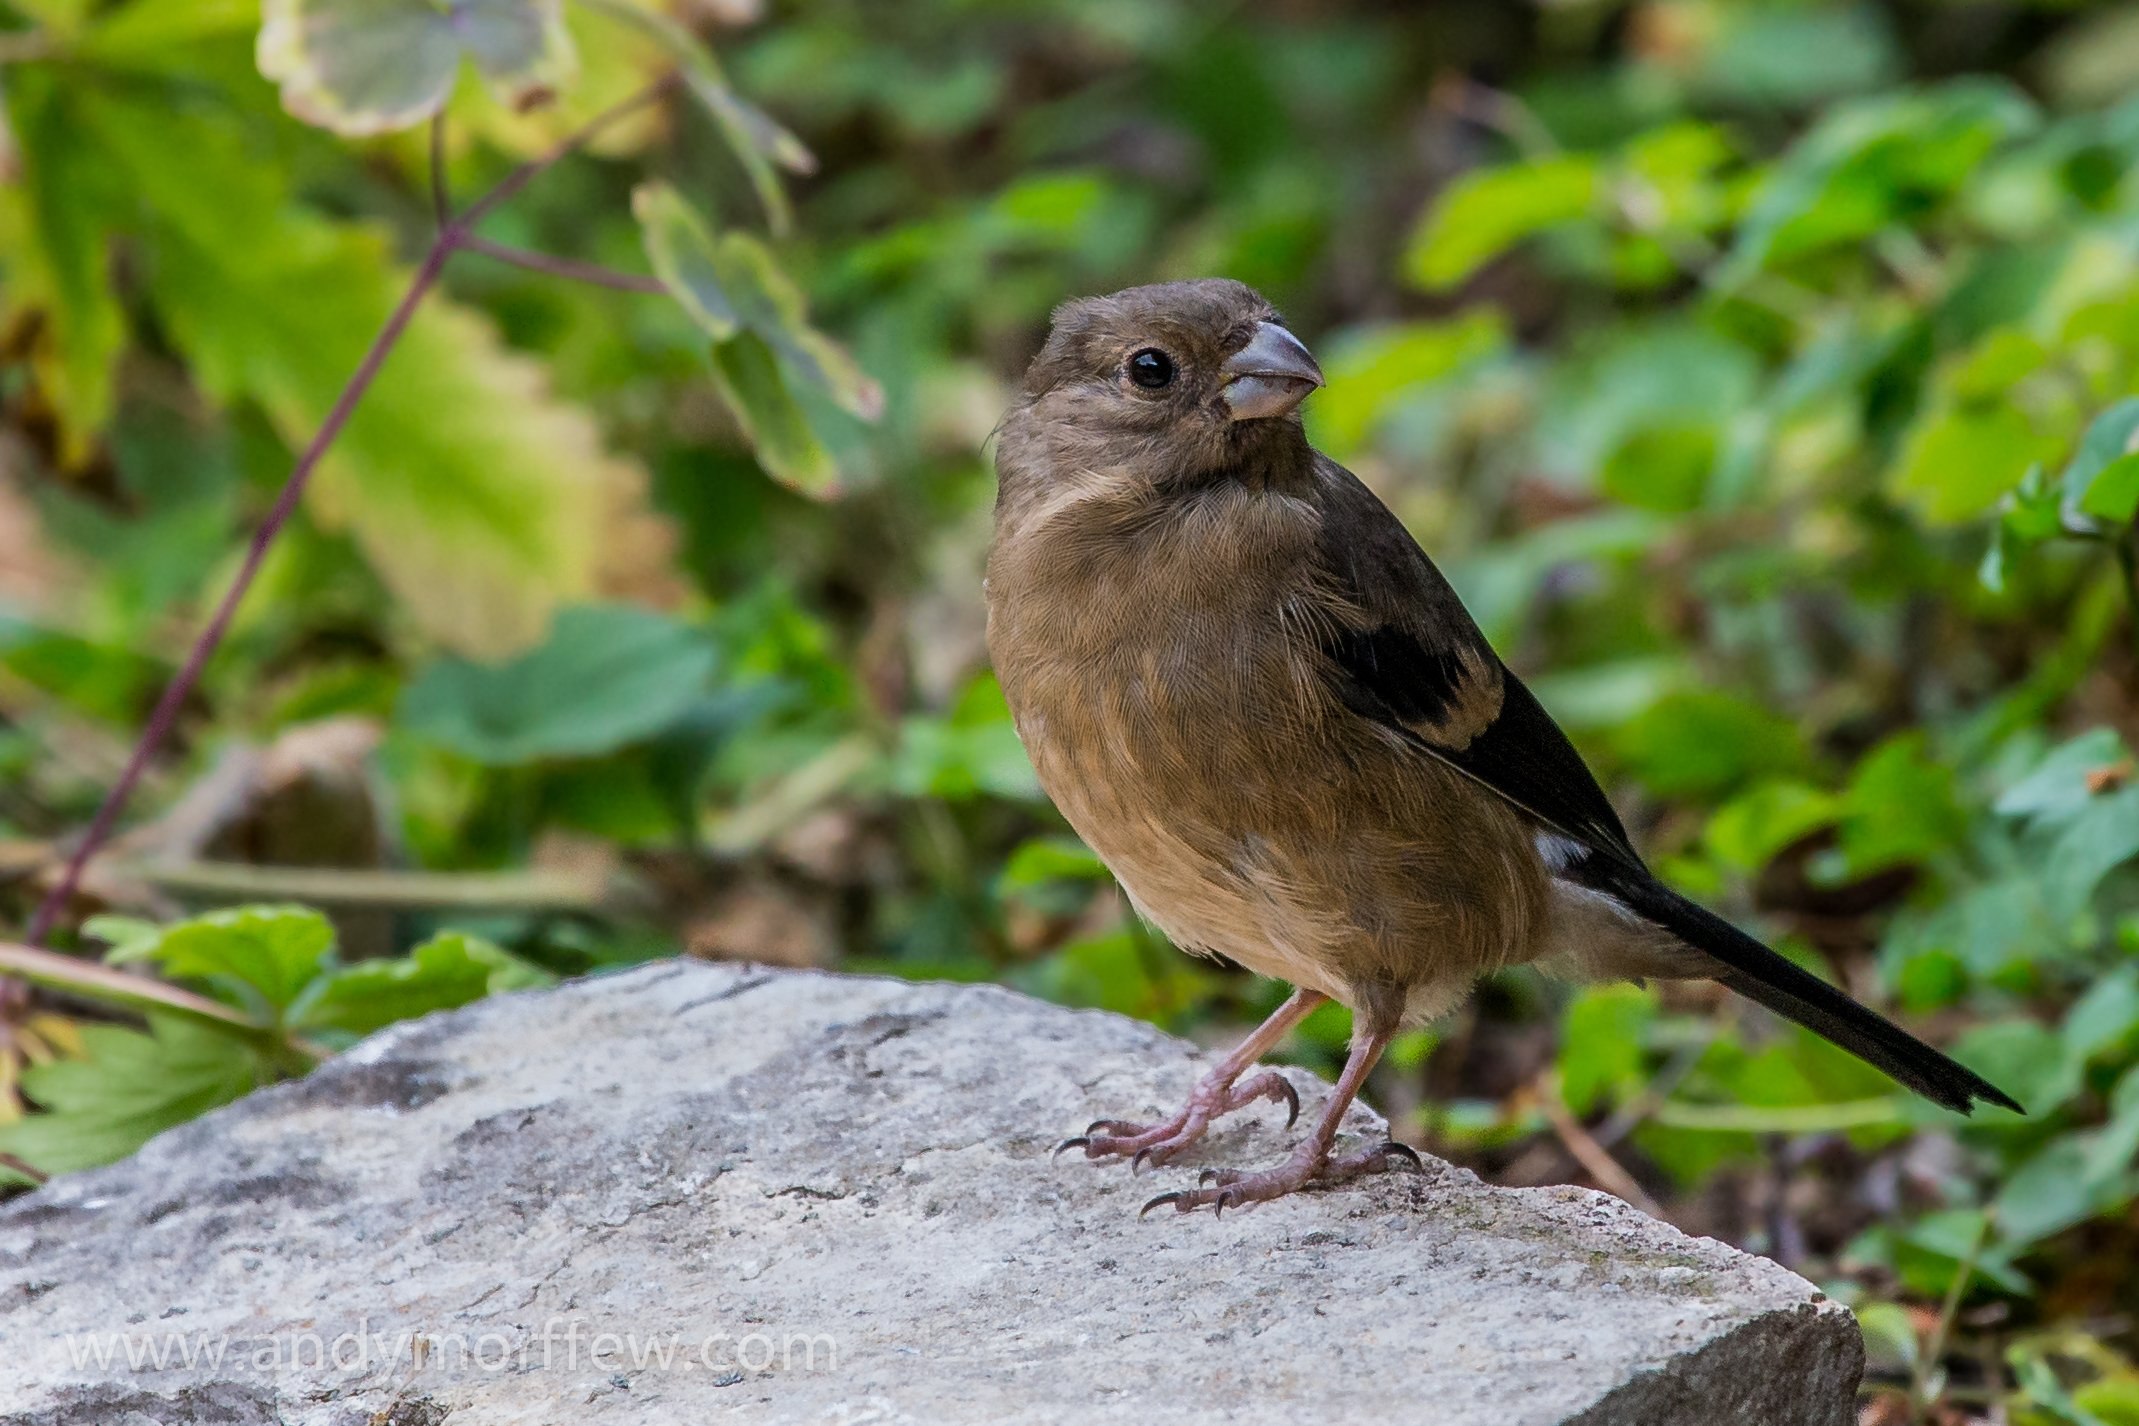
[984,278,2020,1216]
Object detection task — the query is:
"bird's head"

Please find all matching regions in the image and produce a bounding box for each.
[999,279,1324,496]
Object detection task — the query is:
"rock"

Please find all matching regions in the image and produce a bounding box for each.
[0,962,1861,1425]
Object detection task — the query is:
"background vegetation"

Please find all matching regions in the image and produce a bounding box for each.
[4,0,2139,1418]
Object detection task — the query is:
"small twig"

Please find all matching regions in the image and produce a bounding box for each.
[25,244,453,943]
[0,1151,46,1185]
[114,858,626,913]
[1909,1214,1986,1421]
[1593,1026,1717,1150]
[1429,71,1560,157]
[457,73,683,230]
[460,236,668,294]
[1539,1071,1662,1217]
[0,940,330,1061]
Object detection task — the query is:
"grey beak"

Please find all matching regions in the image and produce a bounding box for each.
[1221,321,1324,421]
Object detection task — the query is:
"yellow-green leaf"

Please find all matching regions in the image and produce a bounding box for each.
[91,93,648,654]
[1405,155,1599,290]
[257,0,577,137]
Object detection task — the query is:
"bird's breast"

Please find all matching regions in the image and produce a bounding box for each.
[984,480,1550,1010]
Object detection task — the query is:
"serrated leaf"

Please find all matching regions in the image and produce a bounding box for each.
[257,0,577,137]
[294,930,551,1038]
[0,1016,260,1178]
[0,72,126,464]
[1405,155,1599,290]
[399,603,717,763]
[108,905,337,1016]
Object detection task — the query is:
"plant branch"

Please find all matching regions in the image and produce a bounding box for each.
[457,73,682,230]
[0,941,335,1061]
[460,236,668,293]
[114,858,632,913]
[0,1151,47,1185]
[26,245,452,944]
[24,73,684,947]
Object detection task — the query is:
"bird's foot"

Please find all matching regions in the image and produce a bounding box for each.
[1052,1069,1299,1173]
[1139,1138,1424,1217]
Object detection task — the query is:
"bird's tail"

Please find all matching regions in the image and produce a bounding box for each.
[1580,860,2021,1115]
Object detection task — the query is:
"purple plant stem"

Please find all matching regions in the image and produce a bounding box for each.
[24,76,682,946]
[26,242,452,943]
[461,236,668,294]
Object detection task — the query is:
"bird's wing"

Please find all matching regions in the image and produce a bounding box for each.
[1305,455,2021,1114]
[1308,456,1643,871]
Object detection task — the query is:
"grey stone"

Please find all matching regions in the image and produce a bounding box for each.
[0,961,1861,1424]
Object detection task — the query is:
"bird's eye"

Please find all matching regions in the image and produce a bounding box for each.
[1127,348,1175,389]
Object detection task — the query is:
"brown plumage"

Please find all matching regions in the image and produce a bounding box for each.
[987,279,2018,1215]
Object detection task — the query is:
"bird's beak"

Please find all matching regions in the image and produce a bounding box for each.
[1221,321,1324,421]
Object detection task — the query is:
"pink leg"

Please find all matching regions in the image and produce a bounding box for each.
[1053,988,1325,1173]
[1140,1017,1421,1215]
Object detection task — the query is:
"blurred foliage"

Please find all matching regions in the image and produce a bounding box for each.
[3,0,2139,1417]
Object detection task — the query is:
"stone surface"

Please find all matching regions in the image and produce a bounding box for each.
[0,961,1862,1425]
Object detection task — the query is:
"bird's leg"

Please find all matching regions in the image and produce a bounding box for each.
[1054,988,1325,1172]
[1141,1016,1421,1215]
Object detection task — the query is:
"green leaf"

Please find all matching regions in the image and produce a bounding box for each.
[1000,836,1108,891]
[1995,1136,2133,1248]
[107,905,336,1017]
[1891,402,2064,526]
[1997,728,2132,828]
[1703,780,1841,873]
[257,0,577,137]
[1614,689,1808,799]
[636,182,880,494]
[2062,966,2139,1066]
[294,931,552,1038]
[2044,784,2139,920]
[0,1016,260,1178]
[1008,929,1218,1026]
[1833,736,1968,874]
[1558,983,1656,1116]
[1306,312,1506,457]
[0,72,126,462]
[1952,1018,2080,1115]
[892,674,1041,802]
[2059,399,2139,520]
[1405,155,1600,290]
[399,603,717,764]
[709,332,841,495]
[636,184,879,420]
[1723,80,2037,281]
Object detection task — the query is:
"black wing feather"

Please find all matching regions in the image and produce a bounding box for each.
[1308,455,2021,1115]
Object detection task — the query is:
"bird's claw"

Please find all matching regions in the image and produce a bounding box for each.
[1377,1140,1425,1174]
[1138,1138,1427,1216]
[1050,1136,1092,1162]
[1139,1190,1187,1218]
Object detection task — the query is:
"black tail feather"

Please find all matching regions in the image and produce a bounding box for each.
[1579,861,2022,1115]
